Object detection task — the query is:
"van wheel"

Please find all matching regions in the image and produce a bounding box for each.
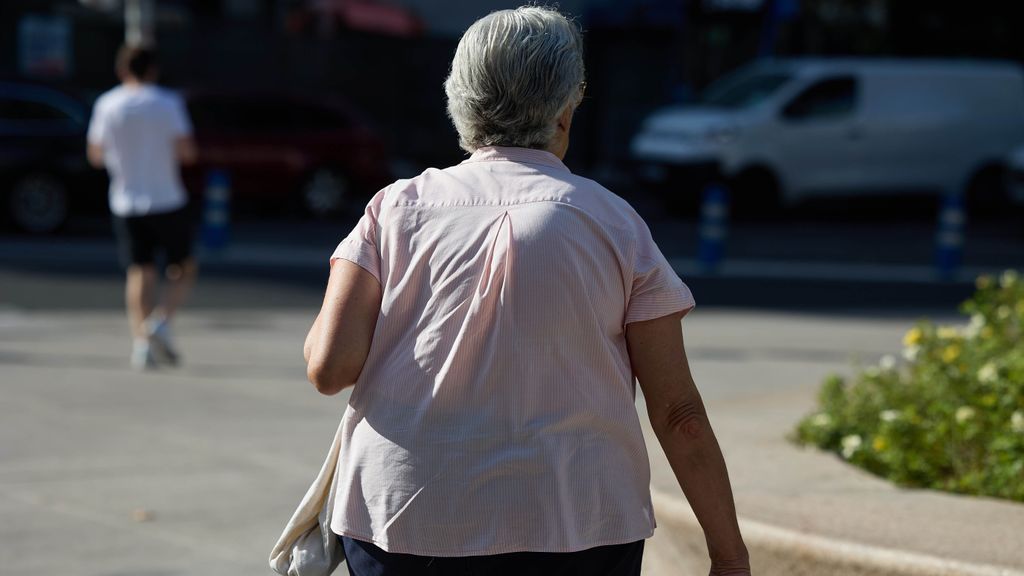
[301,168,350,218]
[965,164,1009,219]
[731,168,781,219]
[8,173,69,234]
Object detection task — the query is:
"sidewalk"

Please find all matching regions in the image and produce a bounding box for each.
[639,312,1024,576]
[1,306,1022,575]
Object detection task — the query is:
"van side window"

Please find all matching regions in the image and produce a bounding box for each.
[781,76,857,121]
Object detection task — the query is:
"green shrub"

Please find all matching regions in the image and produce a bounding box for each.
[794,270,1024,501]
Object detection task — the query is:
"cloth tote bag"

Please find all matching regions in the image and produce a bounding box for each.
[269,419,346,576]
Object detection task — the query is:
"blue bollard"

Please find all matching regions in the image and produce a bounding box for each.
[201,169,231,253]
[698,183,729,273]
[934,193,965,281]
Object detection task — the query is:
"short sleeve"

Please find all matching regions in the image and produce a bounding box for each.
[86,100,106,146]
[625,221,695,325]
[330,188,387,283]
[168,93,192,137]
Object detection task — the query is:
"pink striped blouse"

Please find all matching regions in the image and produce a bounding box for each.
[329,146,694,556]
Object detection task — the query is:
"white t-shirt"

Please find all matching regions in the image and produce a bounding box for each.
[87,84,192,217]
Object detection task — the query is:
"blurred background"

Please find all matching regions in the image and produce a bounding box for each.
[1,0,1022,309]
[3,3,1024,575]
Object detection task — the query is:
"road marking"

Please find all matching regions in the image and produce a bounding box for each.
[669,258,1012,284]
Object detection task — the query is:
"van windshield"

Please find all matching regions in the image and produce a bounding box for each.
[702,72,792,109]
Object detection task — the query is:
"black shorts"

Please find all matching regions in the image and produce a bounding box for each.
[340,536,644,576]
[113,207,195,268]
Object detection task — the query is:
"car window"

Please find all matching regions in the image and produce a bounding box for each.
[702,72,792,109]
[188,98,350,133]
[0,97,76,121]
[781,76,858,121]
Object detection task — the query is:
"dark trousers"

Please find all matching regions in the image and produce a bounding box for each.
[341,536,644,576]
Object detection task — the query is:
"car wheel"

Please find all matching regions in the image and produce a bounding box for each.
[301,169,350,218]
[8,173,69,234]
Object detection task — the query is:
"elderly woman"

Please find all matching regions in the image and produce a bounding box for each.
[304,6,750,576]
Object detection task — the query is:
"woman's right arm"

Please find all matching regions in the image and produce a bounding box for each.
[626,312,751,576]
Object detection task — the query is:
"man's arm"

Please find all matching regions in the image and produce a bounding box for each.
[87,143,105,169]
[175,136,198,166]
[305,259,382,395]
[626,312,751,576]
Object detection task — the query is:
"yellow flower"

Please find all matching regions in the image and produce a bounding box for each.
[937,326,960,340]
[903,327,923,347]
[980,326,995,339]
[941,344,961,363]
[872,436,888,452]
[976,275,992,290]
[980,394,998,407]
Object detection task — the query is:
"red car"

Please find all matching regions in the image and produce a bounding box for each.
[183,90,391,217]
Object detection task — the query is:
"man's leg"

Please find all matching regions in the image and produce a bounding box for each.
[156,257,196,322]
[115,213,159,369]
[126,264,158,369]
[126,264,157,338]
[147,207,197,365]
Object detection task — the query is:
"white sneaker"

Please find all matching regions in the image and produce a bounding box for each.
[131,339,157,371]
[147,318,181,366]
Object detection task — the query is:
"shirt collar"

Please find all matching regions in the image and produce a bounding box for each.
[462,146,570,173]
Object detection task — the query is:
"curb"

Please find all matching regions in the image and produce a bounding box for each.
[650,489,1024,576]
[667,258,1008,285]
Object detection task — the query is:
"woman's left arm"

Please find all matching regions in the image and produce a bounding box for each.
[304,259,382,395]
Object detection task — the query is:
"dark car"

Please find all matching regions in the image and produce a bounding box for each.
[182,90,392,217]
[0,81,106,233]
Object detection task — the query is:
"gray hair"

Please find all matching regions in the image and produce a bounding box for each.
[445,6,585,153]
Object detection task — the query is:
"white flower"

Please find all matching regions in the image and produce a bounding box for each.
[880,410,900,423]
[841,434,862,459]
[811,413,832,427]
[977,362,998,384]
[1011,411,1024,433]
[1000,269,1019,288]
[902,345,920,362]
[879,355,897,371]
[955,406,976,424]
[964,314,985,339]
[997,305,1012,320]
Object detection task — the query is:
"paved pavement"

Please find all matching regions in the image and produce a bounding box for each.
[3,296,1024,575]
[2,215,1022,575]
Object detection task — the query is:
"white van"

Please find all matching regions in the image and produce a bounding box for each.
[631,58,1024,207]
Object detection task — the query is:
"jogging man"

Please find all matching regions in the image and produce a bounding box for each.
[87,44,198,370]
